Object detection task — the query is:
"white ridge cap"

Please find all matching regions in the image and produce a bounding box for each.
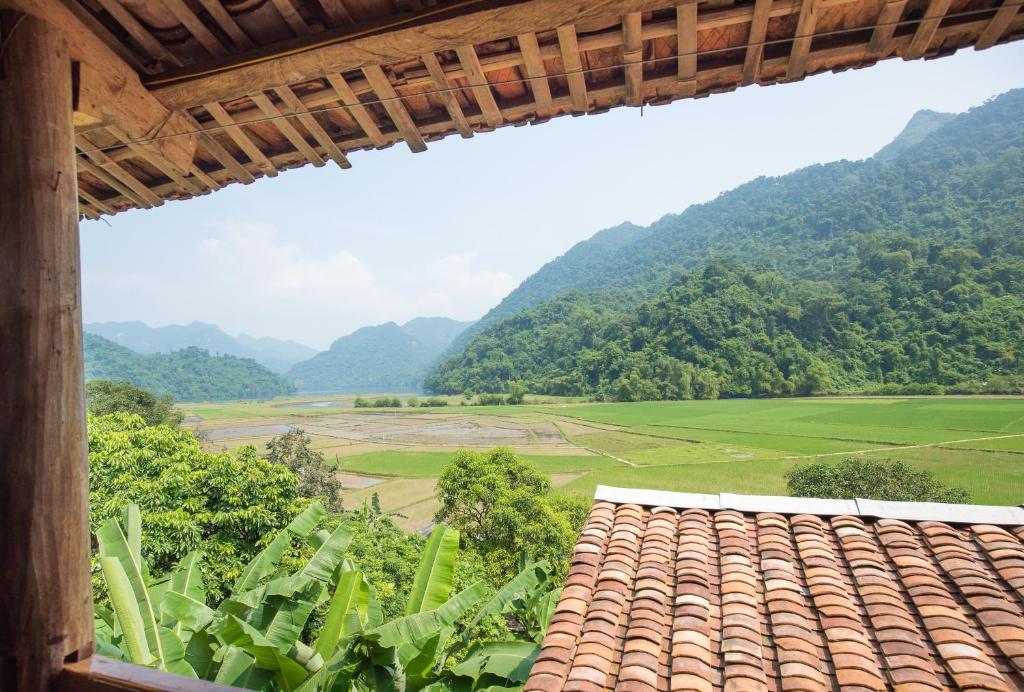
[592,486,1024,525]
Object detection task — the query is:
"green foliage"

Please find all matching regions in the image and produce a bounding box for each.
[89,413,304,601]
[435,448,587,582]
[353,395,370,408]
[86,379,182,426]
[85,333,295,401]
[373,397,402,408]
[786,457,970,503]
[420,397,449,407]
[266,429,344,512]
[95,506,550,691]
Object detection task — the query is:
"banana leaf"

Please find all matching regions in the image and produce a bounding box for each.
[528,588,561,641]
[211,614,311,690]
[263,578,326,650]
[162,591,217,633]
[159,625,199,678]
[99,556,154,666]
[450,642,540,685]
[123,504,144,578]
[231,502,325,597]
[315,570,371,659]
[185,629,218,680]
[458,562,549,647]
[298,524,353,584]
[406,525,460,615]
[170,550,206,603]
[214,646,274,689]
[371,581,489,649]
[287,502,327,538]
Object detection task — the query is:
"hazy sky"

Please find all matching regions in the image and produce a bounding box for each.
[81,43,1024,350]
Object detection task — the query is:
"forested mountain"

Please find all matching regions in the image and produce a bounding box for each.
[84,333,296,401]
[427,89,1024,399]
[85,320,315,373]
[287,317,473,393]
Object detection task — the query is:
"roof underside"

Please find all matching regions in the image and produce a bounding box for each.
[525,497,1024,691]
[43,0,1024,217]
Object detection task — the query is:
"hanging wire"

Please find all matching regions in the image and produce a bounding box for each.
[75,2,1021,158]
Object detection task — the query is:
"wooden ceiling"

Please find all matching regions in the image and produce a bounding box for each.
[16,0,1024,217]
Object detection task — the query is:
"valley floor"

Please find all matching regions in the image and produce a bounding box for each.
[183,395,1024,533]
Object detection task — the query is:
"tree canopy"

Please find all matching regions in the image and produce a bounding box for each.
[86,379,182,426]
[786,457,970,503]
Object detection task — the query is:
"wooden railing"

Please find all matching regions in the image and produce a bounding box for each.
[60,656,236,691]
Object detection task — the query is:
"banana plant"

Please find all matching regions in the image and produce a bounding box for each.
[95,504,553,691]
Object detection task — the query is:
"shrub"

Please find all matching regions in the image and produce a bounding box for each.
[86,379,182,426]
[786,457,969,503]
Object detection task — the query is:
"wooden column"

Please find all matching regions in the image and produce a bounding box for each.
[0,13,94,691]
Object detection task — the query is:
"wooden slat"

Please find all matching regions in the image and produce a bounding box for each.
[196,130,256,184]
[868,0,910,55]
[160,0,228,57]
[107,126,202,194]
[94,0,183,67]
[976,0,1021,49]
[249,93,326,165]
[273,86,351,168]
[75,136,163,207]
[79,203,101,221]
[517,32,553,109]
[742,0,774,85]
[190,165,221,191]
[906,0,954,58]
[61,656,242,691]
[271,0,311,35]
[622,12,644,106]
[786,0,821,79]
[422,53,473,138]
[77,188,114,216]
[204,102,278,176]
[556,25,589,112]
[317,0,355,26]
[361,65,427,153]
[455,45,503,128]
[677,0,698,96]
[325,73,388,147]
[76,156,152,209]
[195,0,255,50]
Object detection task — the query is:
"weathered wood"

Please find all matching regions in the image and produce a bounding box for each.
[557,24,589,112]
[325,73,388,147]
[108,125,203,195]
[976,0,1021,49]
[270,0,311,35]
[0,14,94,691]
[868,0,909,55]
[204,101,278,176]
[422,52,474,137]
[250,92,327,165]
[786,0,821,79]
[622,12,644,106]
[517,31,552,109]
[676,0,698,96]
[61,656,241,691]
[906,0,953,58]
[455,44,503,127]
[362,64,427,152]
[160,0,228,57]
[317,0,355,26]
[742,0,774,85]
[93,0,182,67]
[195,0,255,50]
[274,85,352,168]
[194,129,257,184]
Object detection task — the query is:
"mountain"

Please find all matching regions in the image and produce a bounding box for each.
[287,317,474,394]
[84,333,296,401]
[427,89,1024,399]
[873,109,956,161]
[84,320,316,373]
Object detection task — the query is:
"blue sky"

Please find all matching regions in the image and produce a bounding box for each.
[81,43,1024,350]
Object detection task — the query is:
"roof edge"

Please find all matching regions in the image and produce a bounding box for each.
[593,485,1024,526]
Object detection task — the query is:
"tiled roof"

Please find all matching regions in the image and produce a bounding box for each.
[525,489,1024,691]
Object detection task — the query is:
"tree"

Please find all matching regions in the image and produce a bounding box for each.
[435,448,585,581]
[786,457,969,503]
[506,381,527,405]
[86,379,182,426]
[266,429,343,512]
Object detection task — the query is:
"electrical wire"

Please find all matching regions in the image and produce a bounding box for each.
[75,3,1021,158]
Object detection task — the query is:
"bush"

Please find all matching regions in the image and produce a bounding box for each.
[420,397,448,407]
[353,395,371,407]
[372,396,401,407]
[476,392,505,406]
[86,379,182,426]
[265,428,343,512]
[407,397,420,407]
[786,457,969,503]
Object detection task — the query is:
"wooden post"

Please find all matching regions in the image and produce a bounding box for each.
[0,12,94,691]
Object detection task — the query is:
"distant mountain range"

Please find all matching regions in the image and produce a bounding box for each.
[85,320,316,373]
[287,317,474,394]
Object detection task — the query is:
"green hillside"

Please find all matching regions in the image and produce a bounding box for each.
[427,89,1024,399]
[84,333,296,401]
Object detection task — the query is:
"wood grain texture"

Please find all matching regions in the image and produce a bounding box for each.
[60,656,240,691]
[0,14,94,690]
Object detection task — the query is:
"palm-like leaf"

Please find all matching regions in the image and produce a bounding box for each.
[100,557,153,666]
[406,525,459,615]
[315,570,371,659]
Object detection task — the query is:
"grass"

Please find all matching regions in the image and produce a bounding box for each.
[336,451,614,478]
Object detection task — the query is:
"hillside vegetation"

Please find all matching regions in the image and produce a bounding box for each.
[84,333,296,401]
[428,89,1024,399]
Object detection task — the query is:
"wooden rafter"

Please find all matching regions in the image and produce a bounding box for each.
[906,0,954,58]
[868,0,910,55]
[273,86,352,168]
[249,92,326,165]
[557,25,589,112]
[517,32,553,110]
[786,0,821,80]
[362,65,427,152]
[94,0,182,67]
[196,0,255,50]
[160,0,228,57]
[622,12,644,106]
[270,0,311,35]
[75,135,163,207]
[78,187,114,216]
[455,45,503,128]
[422,53,474,138]
[109,126,203,194]
[976,0,1022,49]
[677,0,698,96]
[195,129,257,184]
[318,0,356,26]
[742,0,774,85]
[204,102,279,176]
[325,73,388,147]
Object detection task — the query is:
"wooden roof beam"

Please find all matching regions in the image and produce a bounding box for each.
[78,188,114,217]
[325,73,388,147]
[623,12,644,106]
[195,129,257,184]
[455,45,503,128]
[742,0,773,85]
[677,0,698,96]
[517,32,553,110]
[271,0,312,35]
[93,0,182,68]
[273,86,352,168]
[786,0,822,79]
[906,0,954,58]
[362,65,427,153]
[422,53,474,138]
[108,126,204,195]
[160,0,229,57]
[557,25,589,112]
[976,0,1021,49]
[204,102,279,176]
[318,0,356,27]
[75,136,164,208]
[196,0,255,50]
[249,93,327,165]
[868,0,910,56]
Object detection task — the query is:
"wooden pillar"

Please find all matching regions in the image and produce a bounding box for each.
[0,12,94,691]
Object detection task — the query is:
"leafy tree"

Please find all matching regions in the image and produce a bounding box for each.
[506,381,527,405]
[266,429,343,512]
[786,457,970,503]
[435,448,586,582]
[86,379,182,426]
